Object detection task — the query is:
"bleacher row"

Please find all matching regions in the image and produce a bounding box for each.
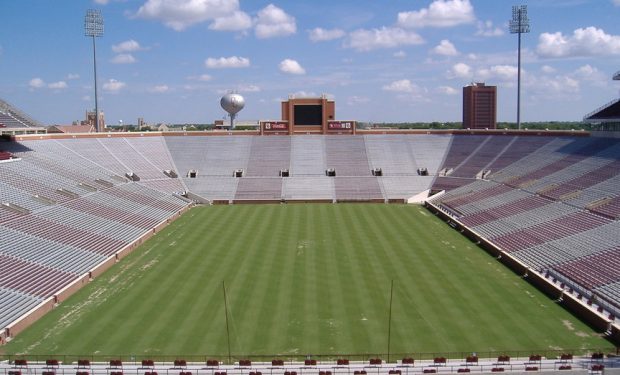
[0,112,34,129]
[0,137,191,332]
[165,135,449,201]
[429,136,620,317]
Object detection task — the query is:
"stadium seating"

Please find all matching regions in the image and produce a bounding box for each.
[0,136,191,334]
[1,131,620,343]
[430,135,620,313]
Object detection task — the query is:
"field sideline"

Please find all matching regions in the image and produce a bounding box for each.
[3,204,611,357]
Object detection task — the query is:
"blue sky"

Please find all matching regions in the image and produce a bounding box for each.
[1,0,620,125]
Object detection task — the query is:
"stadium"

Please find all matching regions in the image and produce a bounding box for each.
[2,76,620,375]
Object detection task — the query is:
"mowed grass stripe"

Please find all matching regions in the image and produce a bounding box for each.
[5,204,612,357]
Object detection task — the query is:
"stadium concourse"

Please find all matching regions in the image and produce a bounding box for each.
[0,355,618,375]
[1,128,620,351]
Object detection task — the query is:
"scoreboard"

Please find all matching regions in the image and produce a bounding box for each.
[260,121,289,134]
[327,120,356,134]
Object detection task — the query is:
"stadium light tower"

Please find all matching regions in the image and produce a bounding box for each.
[85,9,104,132]
[509,5,530,130]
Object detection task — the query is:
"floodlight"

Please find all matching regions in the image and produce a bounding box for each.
[85,9,104,132]
[509,5,530,130]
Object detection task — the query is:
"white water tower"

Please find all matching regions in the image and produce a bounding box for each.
[220,93,245,130]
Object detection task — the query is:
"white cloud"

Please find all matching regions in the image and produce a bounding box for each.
[572,64,607,85]
[393,50,407,58]
[209,10,252,31]
[82,95,91,102]
[614,0,620,6]
[347,96,370,105]
[219,85,261,94]
[103,79,126,92]
[288,91,319,98]
[111,53,137,64]
[186,74,213,82]
[254,4,296,39]
[433,39,458,56]
[574,64,597,78]
[537,27,620,58]
[437,86,458,95]
[136,0,239,31]
[149,85,169,93]
[205,56,250,68]
[448,62,472,78]
[48,81,68,89]
[238,84,261,93]
[382,79,418,93]
[279,59,306,75]
[476,20,504,37]
[67,73,80,80]
[345,27,424,52]
[308,28,345,42]
[476,65,518,81]
[29,78,45,89]
[397,0,475,28]
[530,75,579,95]
[541,65,556,74]
[94,0,110,4]
[112,39,142,53]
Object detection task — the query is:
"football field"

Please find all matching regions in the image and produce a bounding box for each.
[4,204,611,358]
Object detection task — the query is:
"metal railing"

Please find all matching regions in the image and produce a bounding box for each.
[2,348,618,367]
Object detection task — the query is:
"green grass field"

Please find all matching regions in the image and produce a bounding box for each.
[4,204,612,358]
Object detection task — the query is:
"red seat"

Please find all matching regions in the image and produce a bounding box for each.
[434,357,446,365]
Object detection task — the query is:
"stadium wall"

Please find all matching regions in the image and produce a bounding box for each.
[2,203,192,342]
[591,131,620,139]
[424,201,619,345]
[5,298,56,339]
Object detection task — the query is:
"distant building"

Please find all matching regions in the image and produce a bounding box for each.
[82,110,105,131]
[156,123,170,132]
[463,83,497,130]
[48,124,94,134]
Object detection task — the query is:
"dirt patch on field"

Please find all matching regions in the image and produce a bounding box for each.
[562,319,575,331]
[19,244,160,353]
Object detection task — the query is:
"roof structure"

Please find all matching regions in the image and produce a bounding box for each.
[584,70,620,125]
[48,124,95,134]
